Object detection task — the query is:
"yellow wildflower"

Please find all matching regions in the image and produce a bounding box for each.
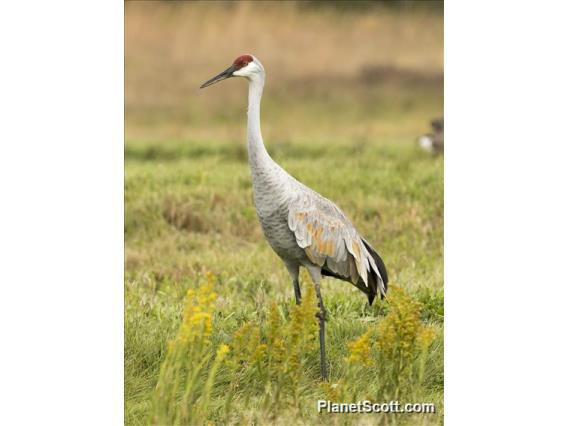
[347,329,373,367]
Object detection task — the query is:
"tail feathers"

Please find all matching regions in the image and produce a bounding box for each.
[321,239,388,307]
[362,239,388,305]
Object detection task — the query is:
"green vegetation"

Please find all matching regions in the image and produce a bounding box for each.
[125,133,443,425]
[125,3,443,425]
[147,277,440,425]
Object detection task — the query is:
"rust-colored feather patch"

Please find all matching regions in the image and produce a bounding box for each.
[351,240,361,260]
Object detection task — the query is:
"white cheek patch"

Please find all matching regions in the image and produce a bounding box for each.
[233,62,256,77]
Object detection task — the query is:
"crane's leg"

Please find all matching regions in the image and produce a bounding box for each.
[284,261,301,305]
[307,266,328,380]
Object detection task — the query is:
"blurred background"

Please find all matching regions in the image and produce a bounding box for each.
[125,3,444,423]
[125,1,443,146]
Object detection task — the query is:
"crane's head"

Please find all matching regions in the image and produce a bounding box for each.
[200,54,264,89]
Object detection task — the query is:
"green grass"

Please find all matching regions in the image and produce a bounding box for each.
[125,129,443,424]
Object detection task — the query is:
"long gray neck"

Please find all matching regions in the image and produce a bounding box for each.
[247,76,272,171]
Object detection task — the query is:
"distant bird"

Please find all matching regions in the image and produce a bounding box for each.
[200,55,388,380]
[418,118,444,155]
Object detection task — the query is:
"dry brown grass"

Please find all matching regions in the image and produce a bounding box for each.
[125,1,443,142]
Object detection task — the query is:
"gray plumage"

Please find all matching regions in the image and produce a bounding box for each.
[245,58,388,306]
[418,118,444,155]
[200,54,388,379]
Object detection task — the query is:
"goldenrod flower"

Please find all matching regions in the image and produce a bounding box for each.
[347,330,373,367]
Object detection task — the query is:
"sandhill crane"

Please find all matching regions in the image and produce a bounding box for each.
[200,54,388,380]
[418,118,444,155]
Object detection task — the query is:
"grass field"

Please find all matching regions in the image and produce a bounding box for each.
[125,2,443,425]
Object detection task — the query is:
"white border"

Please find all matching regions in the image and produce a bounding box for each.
[0,1,123,424]
[446,1,568,424]
[1,1,568,424]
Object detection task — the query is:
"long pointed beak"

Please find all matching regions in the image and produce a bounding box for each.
[200,64,236,89]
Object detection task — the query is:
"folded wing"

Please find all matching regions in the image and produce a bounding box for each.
[287,191,387,303]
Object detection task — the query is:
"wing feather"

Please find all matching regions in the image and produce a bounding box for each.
[287,191,380,294]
